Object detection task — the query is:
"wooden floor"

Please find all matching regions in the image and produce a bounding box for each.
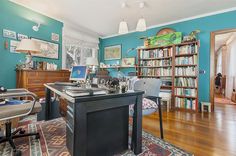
[143,103,236,156]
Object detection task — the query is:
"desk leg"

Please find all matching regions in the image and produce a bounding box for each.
[45,88,51,121]
[132,95,142,155]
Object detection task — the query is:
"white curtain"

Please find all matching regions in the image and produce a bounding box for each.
[216,50,222,74]
[225,38,236,98]
[62,25,99,69]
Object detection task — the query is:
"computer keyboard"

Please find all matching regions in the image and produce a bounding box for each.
[54,82,78,86]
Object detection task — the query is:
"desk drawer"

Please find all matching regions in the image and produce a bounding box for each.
[66,110,74,130]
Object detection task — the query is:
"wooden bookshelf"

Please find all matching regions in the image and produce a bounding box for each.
[137,40,199,112]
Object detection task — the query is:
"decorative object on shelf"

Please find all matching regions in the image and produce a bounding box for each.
[31,38,59,59]
[156,28,175,36]
[121,58,135,66]
[51,33,59,42]
[10,40,20,53]
[104,45,121,60]
[4,40,8,49]
[183,30,201,42]
[15,39,40,69]
[3,29,16,39]
[32,22,40,32]
[17,33,28,41]
[149,32,182,47]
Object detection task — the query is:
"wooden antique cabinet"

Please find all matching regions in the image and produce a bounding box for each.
[16,69,70,98]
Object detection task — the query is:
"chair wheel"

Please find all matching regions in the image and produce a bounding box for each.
[13,150,22,156]
[35,134,40,139]
[19,129,25,134]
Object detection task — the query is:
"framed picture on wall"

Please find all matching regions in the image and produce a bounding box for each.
[31,38,59,59]
[104,45,121,60]
[121,57,135,67]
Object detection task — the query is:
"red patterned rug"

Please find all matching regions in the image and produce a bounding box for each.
[0,118,192,156]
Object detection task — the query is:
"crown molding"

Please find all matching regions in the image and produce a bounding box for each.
[101,7,236,39]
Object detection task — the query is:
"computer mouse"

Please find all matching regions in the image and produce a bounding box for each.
[0,86,7,93]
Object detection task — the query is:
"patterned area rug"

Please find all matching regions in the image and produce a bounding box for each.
[0,118,192,156]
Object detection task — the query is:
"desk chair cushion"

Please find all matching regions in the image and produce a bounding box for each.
[129,98,158,116]
[0,101,42,120]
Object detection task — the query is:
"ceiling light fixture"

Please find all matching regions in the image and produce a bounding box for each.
[119,20,129,34]
[118,2,129,34]
[136,2,146,32]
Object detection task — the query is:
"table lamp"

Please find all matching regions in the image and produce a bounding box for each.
[86,57,99,73]
[15,39,40,69]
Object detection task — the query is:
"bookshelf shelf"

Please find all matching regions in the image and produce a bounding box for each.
[174,95,197,99]
[138,65,172,68]
[137,40,199,112]
[175,64,197,67]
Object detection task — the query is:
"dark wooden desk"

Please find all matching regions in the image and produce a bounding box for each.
[44,83,144,156]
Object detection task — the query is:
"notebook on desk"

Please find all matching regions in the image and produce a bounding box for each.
[65,87,107,97]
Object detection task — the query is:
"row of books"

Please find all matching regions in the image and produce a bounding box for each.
[175,88,196,97]
[140,68,172,76]
[175,78,197,87]
[140,48,173,59]
[175,97,196,110]
[175,67,196,76]
[140,60,172,66]
[175,55,198,65]
[176,44,198,55]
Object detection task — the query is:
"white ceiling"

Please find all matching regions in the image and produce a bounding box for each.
[10,0,236,38]
[215,32,236,51]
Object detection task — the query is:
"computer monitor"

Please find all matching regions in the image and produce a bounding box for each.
[70,66,87,81]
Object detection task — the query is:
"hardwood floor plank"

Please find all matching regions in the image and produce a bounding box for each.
[142,103,236,156]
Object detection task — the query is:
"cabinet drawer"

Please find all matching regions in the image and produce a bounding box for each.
[27,87,45,92]
[27,79,45,85]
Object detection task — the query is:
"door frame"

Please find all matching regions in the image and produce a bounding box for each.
[210,28,236,110]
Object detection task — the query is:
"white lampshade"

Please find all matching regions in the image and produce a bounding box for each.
[136,18,146,32]
[16,39,40,54]
[86,57,98,66]
[118,21,128,34]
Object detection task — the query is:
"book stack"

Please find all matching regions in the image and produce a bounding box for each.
[176,44,198,55]
[175,67,196,76]
[175,88,196,97]
[140,59,172,66]
[175,97,196,110]
[140,48,173,59]
[141,68,172,76]
[175,78,197,87]
[175,55,198,65]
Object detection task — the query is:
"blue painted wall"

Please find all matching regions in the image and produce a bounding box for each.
[99,10,236,102]
[0,1,63,88]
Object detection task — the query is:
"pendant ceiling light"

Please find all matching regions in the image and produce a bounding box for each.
[136,2,146,32]
[119,20,129,34]
[118,2,128,34]
[136,18,146,32]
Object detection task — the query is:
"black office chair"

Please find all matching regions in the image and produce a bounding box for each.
[0,89,42,156]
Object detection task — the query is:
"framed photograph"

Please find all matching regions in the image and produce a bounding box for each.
[3,29,16,39]
[51,33,59,42]
[17,33,28,41]
[31,38,59,59]
[10,40,20,53]
[104,45,121,60]
[121,58,136,66]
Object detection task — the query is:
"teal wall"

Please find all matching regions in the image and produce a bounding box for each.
[99,10,236,103]
[0,1,63,88]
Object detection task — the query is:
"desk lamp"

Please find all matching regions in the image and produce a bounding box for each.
[16,39,40,69]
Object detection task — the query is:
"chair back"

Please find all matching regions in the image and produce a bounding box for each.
[134,78,161,97]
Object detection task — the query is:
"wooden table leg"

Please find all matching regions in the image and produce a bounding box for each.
[132,94,142,155]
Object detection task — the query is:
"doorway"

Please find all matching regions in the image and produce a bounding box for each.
[210,29,236,108]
